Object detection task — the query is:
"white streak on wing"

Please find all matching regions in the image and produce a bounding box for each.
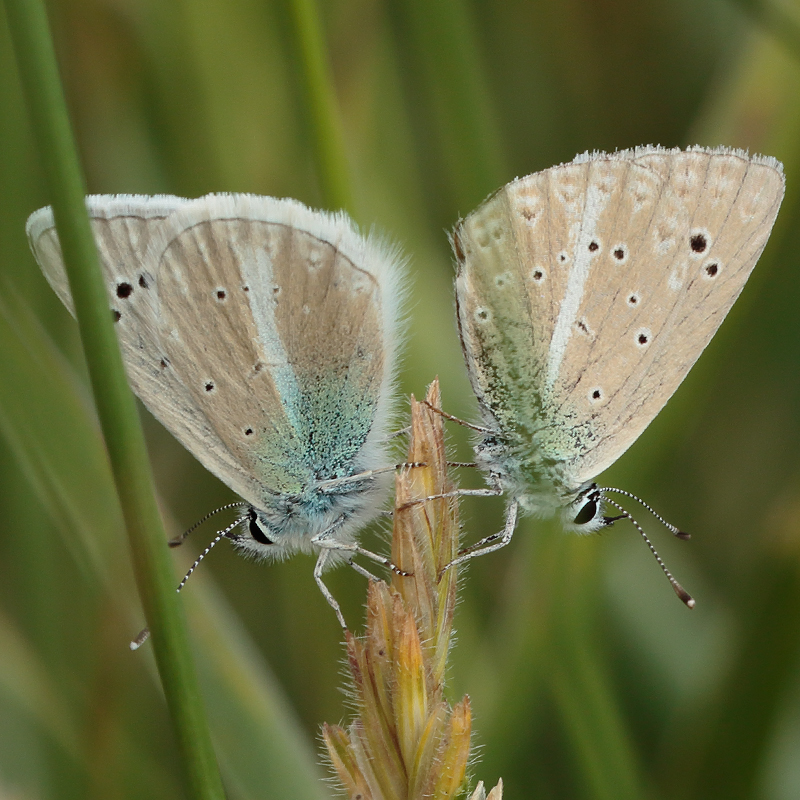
[241,246,302,428]
[546,180,609,389]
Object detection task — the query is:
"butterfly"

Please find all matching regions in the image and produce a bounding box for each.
[451,146,784,602]
[27,193,406,624]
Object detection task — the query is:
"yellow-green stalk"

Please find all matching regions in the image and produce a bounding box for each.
[323,380,502,800]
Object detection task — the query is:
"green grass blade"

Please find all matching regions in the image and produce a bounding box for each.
[285,0,354,213]
[385,0,506,215]
[2,0,225,796]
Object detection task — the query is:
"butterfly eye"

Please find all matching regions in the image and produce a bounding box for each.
[573,497,598,526]
[248,514,274,546]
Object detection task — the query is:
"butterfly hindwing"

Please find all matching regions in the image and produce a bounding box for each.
[153,196,395,501]
[455,147,784,498]
[27,194,403,514]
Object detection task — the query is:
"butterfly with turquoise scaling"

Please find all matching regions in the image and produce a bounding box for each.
[449,146,784,604]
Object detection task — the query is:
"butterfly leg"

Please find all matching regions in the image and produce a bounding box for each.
[313,543,401,630]
[386,425,412,439]
[314,549,348,629]
[421,399,498,435]
[346,558,383,583]
[312,524,409,575]
[444,499,520,570]
[396,474,503,512]
[317,462,426,495]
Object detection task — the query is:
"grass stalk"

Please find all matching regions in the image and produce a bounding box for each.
[3,0,225,797]
[323,380,503,800]
[285,0,355,213]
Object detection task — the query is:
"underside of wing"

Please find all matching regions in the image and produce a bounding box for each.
[27,195,404,509]
[27,195,186,315]
[152,195,404,502]
[456,147,784,489]
[26,196,271,507]
[454,186,545,435]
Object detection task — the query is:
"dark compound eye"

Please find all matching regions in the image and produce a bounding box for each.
[573,498,597,526]
[249,514,274,545]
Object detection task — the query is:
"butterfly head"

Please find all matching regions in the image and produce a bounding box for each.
[226,502,340,562]
[227,470,389,562]
[227,505,280,554]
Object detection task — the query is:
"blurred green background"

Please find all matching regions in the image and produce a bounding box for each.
[2,0,800,798]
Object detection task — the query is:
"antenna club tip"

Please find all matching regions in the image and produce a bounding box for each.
[673,583,695,608]
[168,538,183,548]
[130,628,150,649]
[675,530,691,540]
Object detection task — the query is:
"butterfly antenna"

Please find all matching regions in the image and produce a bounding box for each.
[177,517,242,591]
[600,487,690,540]
[169,502,243,547]
[603,496,695,609]
[131,515,244,650]
[421,399,497,434]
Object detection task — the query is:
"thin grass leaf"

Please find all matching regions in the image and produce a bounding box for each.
[285,0,354,212]
[2,1,226,796]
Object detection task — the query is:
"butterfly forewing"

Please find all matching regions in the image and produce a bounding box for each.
[28,197,285,508]
[28,195,188,318]
[551,150,783,484]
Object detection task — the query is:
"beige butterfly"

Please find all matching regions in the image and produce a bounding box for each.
[452,146,784,602]
[27,194,406,626]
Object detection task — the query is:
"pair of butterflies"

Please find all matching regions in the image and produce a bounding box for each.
[26,145,785,614]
